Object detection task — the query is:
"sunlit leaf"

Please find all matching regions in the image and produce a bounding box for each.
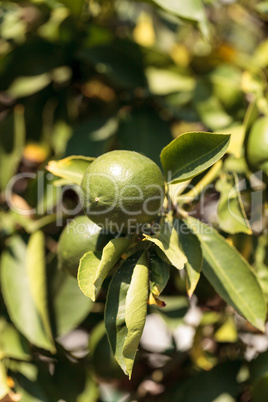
[105,255,137,374]
[93,237,132,300]
[187,217,267,331]
[78,237,131,301]
[143,222,187,270]
[46,155,95,185]
[77,251,102,299]
[0,105,25,191]
[160,132,231,183]
[1,236,56,352]
[123,252,149,378]
[105,252,149,378]
[27,231,54,345]
[176,219,203,297]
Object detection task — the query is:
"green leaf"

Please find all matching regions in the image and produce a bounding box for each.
[123,252,149,378]
[93,237,132,300]
[150,252,170,297]
[77,251,102,299]
[105,252,149,378]
[176,219,203,297]
[27,231,54,345]
[187,217,267,331]
[0,319,31,361]
[78,237,131,301]
[0,236,56,352]
[52,269,92,337]
[105,256,137,374]
[46,155,95,185]
[216,174,252,234]
[152,0,210,38]
[160,132,231,183]
[143,222,187,270]
[0,106,25,191]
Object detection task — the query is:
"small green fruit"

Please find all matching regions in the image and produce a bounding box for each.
[246,116,268,175]
[80,150,165,233]
[57,215,112,277]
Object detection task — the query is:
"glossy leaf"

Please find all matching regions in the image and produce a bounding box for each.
[150,253,170,297]
[216,174,252,234]
[160,132,231,183]
[143,222,187,270]
[176,219,203,297]
[27,231,54,345]
[105,252,149,378]
[46,156,95,185]
[0,236,56,352]
[78,237,131,301]
[187,217,267,331]
[123,252,149,378]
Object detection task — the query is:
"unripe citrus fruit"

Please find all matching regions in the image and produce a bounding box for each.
[80,150,165,233]
[246,116,268,175]
[58,215,112,277]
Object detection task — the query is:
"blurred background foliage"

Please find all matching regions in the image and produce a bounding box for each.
[0,0,268,401]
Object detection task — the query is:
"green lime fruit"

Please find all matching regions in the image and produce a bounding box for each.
[58,215,112,277]
[80,150,165,233]
[246,116,268,175]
